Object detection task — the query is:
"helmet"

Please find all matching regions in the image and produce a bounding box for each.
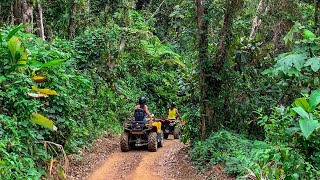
[139,96,146,104]
[171,102,176,108]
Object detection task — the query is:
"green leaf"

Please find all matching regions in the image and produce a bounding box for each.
[305,57,320,72]
[299,119,319,139]
[274,53,307,75]
[303,29,316,40]
[283,22,300,45]
[8,36,21,62]
[31,113,55,130]
[292,107,309,119]
[0,76,6,83]
[309,88,320,111]
[294,98,310,112]
[6,24,27,40]
[41,59,65,68]
[0,160,5,166]
[162,59,185,68]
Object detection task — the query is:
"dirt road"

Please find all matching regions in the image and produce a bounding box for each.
[68,135,233,180]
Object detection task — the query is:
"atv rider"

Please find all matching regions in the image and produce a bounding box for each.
[165,102,181,132]
[133,96,153,121]
[167,102,180,120]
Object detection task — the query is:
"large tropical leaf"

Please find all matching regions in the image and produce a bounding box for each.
[7,36,28,67]
[274,53,307,75]
[309,88,320,111]
[294,98,310,112]
[305,57,320,72]
[292,107,309,119]
[299,119,319,139]
[8,36,21,62]
[31,113,55,130]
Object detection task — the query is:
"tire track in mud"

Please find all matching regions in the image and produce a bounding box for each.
[88,139,176,180]
[87,151,142,180]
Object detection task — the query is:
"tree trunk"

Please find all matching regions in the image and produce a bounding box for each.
[196,0,209,140]
[14,0,33,32]
[37,0,45,40]
[68,1,77,39]
[8,2,15,25]
[249,0,270,40]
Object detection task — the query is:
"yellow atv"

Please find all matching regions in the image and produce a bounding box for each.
[120,113,163,152]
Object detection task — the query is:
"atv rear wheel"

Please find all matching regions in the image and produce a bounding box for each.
[148,132,158,152]
[158,131,164,147]
[120,132,130,152]
[173,127,180,139]
[164,133,169,139]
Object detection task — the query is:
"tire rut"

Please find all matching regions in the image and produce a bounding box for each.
[88,151,143,180]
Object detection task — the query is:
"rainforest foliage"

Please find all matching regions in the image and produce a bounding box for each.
[1,0,320,179]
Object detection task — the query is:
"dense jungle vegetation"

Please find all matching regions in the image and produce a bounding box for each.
[2,0,320,179]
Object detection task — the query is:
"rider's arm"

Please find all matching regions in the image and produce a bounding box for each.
[176,108,181,119]
[144,105,152,117]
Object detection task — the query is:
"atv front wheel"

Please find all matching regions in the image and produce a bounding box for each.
[120,132,130,152]
[148,132,158,152]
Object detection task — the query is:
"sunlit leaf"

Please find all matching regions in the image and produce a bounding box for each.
[294,98,310,112]
[31,86,58,95]
[303,29,316,40]
[299,119,319,139]
[16,60,27,65]
[33,76,47,83]
[8,36,21,61]
[0,160,5,166]
[31,113,55,130]
[162,59,185,68]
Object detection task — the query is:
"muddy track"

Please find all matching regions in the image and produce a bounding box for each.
[69,135,233,180]
[88,139,180,180]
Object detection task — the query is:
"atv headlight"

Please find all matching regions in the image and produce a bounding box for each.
[125,123,130,128]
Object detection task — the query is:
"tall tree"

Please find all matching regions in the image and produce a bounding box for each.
[68,0,77,39]
[36,0,45,40]
[13,0,33,32]
[197,0,243,139]
[249,0,270,40]
[196,0,209,140]
[315,0,320,34]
